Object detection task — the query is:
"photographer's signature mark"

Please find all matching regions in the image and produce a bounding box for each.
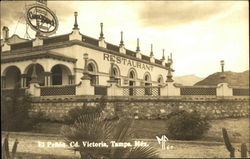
[156,135,174,150]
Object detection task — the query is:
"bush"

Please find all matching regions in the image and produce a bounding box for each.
[165,110,211,140]
[63,96,106,124]
[1,87,43,131]
[63,104,101,124]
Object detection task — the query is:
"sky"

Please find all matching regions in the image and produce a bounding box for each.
[0,1,249,78]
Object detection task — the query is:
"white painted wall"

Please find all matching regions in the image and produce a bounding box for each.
[52,45,168,86]
[2,42,168,87]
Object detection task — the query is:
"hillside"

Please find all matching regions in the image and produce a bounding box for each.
[173,74,204,86]
[194,70,249,87]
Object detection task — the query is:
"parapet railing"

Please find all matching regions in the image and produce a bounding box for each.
[121,86,161,96]
[232,87,249,96]
[1,88,27,97]
[94,85,108,95]
[1,83,249,97]
[39,84,76,96]
[179,86,217,96]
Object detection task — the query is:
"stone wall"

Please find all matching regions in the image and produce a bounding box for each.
[29,95,249,121]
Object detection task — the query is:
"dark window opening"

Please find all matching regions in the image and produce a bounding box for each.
[51,66,62,85]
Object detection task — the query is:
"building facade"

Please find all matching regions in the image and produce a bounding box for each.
[1,12,173,91]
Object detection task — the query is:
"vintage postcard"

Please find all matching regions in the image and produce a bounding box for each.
[1,0,249,158]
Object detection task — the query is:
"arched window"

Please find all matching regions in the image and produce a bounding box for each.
[88,63,94,72]
[112,68,118,76]
[143,72,151,87]
[127,69,137,89]
[143,72,151,82]
[87,62,98,85]
[157,75,164,86]
[129,71,135,79]
[87,60,98,73]
[110,65,121,85]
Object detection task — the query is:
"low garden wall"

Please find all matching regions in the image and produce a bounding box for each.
[29,95,249,121]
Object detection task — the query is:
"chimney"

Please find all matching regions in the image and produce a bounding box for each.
[2,26,9,41]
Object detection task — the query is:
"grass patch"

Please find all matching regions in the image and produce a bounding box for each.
[35,117,249,143]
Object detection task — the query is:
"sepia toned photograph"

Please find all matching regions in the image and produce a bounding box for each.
[1,0,249,158]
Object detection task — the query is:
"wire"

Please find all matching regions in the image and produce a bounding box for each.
[24,23,32,40]
[23,2,32,40]
[13,15,23,35]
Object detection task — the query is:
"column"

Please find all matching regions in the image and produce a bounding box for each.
[28,64,41,96]
[44,72,52,86]
[20,74,27,88]
[68,75,75,84]
[1,76,6,88]
[75,53,94,95]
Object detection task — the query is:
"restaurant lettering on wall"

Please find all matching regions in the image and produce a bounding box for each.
[104,53,153,71]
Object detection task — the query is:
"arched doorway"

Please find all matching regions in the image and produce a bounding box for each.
[51,64,72,85]
[128,69,136,95]
[87,62,99,85]
[3,66,21,88]
[25,64,45,86]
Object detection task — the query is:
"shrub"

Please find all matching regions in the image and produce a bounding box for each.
[1,87,43,131]
[63,96,106,124]
[61,113,159,158]
[165,110,211,140]
[63,103,101,124]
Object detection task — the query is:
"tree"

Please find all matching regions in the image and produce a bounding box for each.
[1,86,42,131]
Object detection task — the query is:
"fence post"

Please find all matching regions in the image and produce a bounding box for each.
[75,53,94,95]
[160,84,168,96]
[27,63,40,96]
[107,82,122,96]
[216,83,233,96]
[27,83,40,96]
[107,60,122,96]
[167,82,180,96]
[160,82,180,96]
[161,64,180,96]
[75,78,94,95]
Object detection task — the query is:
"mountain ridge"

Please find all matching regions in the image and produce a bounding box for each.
[194,70,249,87]
[173,74,204,86]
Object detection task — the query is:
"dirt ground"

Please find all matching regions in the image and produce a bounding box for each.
[2,117,249,158]
[2,133,249,158]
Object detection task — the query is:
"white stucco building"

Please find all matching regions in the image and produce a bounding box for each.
[1,12,173,95]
